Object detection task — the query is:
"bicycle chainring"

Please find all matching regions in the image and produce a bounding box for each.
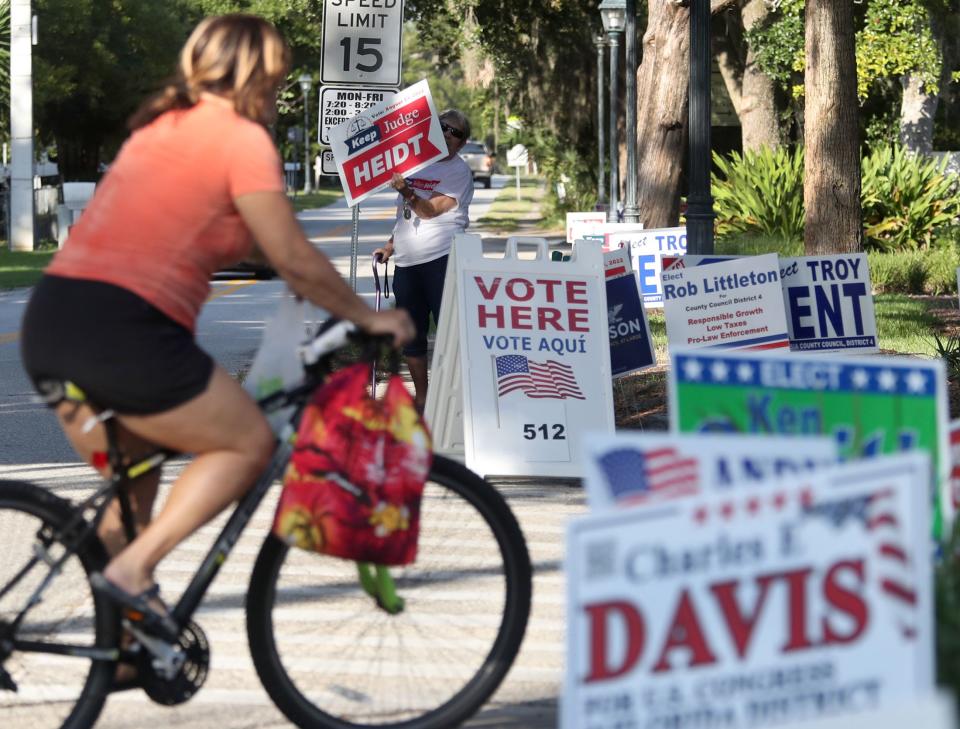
[139,620,210,706]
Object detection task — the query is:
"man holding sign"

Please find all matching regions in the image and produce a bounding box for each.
[374,108,474,411]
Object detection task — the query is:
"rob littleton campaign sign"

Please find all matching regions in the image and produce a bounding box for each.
[662,253,790,351]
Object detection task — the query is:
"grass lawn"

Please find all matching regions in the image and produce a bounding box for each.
[287,188,343,212]
[0,247,57,290]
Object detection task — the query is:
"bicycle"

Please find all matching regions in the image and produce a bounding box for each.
[0,320,533,729]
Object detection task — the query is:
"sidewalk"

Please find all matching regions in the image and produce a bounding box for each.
[469,177,567,250]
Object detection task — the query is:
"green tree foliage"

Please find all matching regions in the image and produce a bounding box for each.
[856,0,943,99]
[33,0,193,179]
[407,0,607,201]
[746,0,957,147]
[712,143,960,250]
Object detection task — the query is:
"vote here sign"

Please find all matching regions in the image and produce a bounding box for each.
[564,452,934,729]
[662,253,791,351]
[780,253,878,354]
[456,237,614,477]
[328,79,446,206]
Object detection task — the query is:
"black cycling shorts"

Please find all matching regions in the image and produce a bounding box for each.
[21,275,214,415]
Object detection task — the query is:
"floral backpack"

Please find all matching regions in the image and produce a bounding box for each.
[272,362,432,566]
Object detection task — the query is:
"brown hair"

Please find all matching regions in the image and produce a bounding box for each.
[129,14,291,130]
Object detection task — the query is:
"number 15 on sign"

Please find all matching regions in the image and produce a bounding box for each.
[321,0,404,86]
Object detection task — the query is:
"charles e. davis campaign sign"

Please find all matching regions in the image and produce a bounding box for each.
[328,79,446,206]
[564,452,934,729]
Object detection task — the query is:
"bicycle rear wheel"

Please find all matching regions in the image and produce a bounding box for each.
[247,456,532,729]
[0,480,118,729]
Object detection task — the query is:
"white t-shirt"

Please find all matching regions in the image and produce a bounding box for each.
[391,155,474,267]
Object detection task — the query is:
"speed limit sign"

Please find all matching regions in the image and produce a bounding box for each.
[321,0,404,86]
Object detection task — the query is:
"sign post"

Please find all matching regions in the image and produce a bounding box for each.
[507,143,528,200]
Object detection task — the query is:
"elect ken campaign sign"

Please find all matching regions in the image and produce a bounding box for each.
[329,79,446,206]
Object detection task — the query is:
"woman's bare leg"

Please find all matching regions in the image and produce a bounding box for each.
[98,366,273,596]
[55,402,161,555]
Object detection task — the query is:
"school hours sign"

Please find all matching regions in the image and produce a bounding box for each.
[321,0,404,86]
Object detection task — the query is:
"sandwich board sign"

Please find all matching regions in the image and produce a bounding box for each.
[661,252,791,351]
[564,451,935,729]
[668,347,951,529]
[328,79,446,206]
[581,431,838,512]
[321,0,404,86]
[424,234,614,478]
[319,86,397,145]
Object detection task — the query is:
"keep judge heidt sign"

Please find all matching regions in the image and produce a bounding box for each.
[328,79,446,206]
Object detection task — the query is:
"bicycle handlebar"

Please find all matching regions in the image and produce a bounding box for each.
[297,320,396,368]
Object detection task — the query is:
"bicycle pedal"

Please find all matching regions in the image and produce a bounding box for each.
[0,665,17,693]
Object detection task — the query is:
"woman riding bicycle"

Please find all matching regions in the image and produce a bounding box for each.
[20,15,413,636]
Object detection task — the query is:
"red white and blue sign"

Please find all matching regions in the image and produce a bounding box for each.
[780,253,878,354]
[328,79,447,206]
[565,451,935,729]
[661,253,791,351]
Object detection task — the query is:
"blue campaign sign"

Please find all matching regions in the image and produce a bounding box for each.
[780,253,878,354]
[619,227,687,309]
[606,274,655,377]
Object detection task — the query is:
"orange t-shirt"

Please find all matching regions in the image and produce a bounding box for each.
[48,99,284,331]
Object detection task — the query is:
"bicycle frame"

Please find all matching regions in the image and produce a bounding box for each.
[1,380,313,664]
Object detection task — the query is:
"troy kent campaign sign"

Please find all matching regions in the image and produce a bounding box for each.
[328,79,447,206]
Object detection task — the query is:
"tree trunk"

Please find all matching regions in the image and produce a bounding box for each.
[899,74,938,155]
[634,2,689,229]
[803,0,862,255]
[739,0,781,151]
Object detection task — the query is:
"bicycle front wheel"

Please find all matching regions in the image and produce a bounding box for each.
[247,455,532,729]
[0,480,119,729]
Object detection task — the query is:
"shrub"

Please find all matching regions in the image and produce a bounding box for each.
[868,251,928,294]
[712,145,805,243]
[861,145,960,251]
[923,246,960,295]
[526,129,597,223]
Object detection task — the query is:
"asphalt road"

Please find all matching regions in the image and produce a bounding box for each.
[0,175,580,728]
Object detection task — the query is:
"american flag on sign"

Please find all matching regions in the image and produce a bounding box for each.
[495,355,585,400]
[596,447,699,504]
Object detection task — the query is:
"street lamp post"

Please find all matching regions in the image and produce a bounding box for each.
[686,0,715,254]
[622,0,639,223]
[595,34,607,209]
[299,73,313,195]
[599,0,626,224]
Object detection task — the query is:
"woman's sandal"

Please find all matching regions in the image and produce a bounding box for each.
[90,573,180,643]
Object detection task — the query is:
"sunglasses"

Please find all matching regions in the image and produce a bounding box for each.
[440,122,465,140]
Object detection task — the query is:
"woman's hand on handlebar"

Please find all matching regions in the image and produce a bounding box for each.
[361,308,415,349]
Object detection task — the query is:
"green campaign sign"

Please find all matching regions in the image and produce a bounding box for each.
[668,348,951,526]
